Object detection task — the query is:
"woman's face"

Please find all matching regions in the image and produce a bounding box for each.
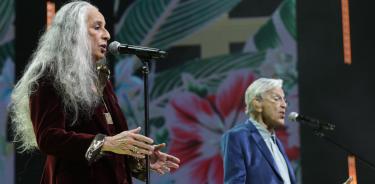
[87,7,110,62]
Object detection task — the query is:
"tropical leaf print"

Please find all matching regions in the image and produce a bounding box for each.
[115,0,241,50]
[0,0,14,40]
[280,0,296,40]
[0,42,14,70]
[150,51,266,102]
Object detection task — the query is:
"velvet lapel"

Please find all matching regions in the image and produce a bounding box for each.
[103,83,128,133]
[94,105,111,133]
[246,120,283,181]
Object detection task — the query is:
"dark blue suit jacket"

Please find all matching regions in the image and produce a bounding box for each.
[221,119,296,184]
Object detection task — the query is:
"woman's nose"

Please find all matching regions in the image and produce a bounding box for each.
[103,29,110,40]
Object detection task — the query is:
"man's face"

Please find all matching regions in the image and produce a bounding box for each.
[87,7,110,62]
[260,87,287,129]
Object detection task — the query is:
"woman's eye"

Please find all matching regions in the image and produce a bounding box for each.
[94,25,100,30]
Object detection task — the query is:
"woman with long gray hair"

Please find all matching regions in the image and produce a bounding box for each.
[10,1,179,183]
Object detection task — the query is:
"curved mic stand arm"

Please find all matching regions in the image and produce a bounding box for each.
[312,128,375,171]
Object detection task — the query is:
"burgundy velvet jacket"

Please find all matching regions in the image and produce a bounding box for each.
[30,78,134,184]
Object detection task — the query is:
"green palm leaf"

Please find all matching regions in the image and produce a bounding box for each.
[116,0,241,50]
[0,0,14,41]
[247,0,296,52]
[254,20,280,50]
[279,0,296,39]
[150,51,266,102]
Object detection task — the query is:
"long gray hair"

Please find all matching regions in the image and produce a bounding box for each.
[10,1,101,152]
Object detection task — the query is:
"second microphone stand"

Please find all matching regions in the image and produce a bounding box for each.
[309,125,375,182]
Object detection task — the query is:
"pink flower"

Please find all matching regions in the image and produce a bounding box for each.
[165,70,255,184]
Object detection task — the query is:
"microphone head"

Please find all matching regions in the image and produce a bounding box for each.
[108,41,121,55]
[288,112,299,121]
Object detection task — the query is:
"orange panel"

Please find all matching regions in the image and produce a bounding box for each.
[47,1,56,28]
[348,155,357,184]
[341,0,352,65]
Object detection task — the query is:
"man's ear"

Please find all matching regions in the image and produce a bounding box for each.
[252,99,263,113]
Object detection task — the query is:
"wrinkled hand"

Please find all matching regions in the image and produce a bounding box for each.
[150,143,180,175]
[102,127,154,158]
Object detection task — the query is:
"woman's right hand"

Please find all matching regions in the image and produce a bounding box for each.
[101,127,154,158]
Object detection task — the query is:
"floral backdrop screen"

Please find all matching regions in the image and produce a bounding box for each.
[0,0,15,183]
[0,0,299,183]
[111,0,299,183]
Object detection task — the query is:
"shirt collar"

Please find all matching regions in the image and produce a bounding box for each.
[249,117,276,142]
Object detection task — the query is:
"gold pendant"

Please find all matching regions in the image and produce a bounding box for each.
[104,112,113,124]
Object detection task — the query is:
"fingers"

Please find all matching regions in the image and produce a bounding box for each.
[129,146,151,156]
[126,148,146,159]
[124,127,154,158]
[166,154,180,164]
[162,154,179,169]
[151,163,170,175]
[157,151,180,164]
[107,127,156,157]
[164,154,180,170]
[127,127,153,144]
[131,140,154,153]
[149,151,180,175]
[128,127,141,133]
[166,160,179,169]
[124,144,151,158]
[123,127,154,153]
[161,165,171,173]
[122,138,153,157]
[132,133,153,144]
[153,143,166,150]
[115,128,153,147]
[154,168,165,175]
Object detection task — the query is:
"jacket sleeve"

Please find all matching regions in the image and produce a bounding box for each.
[221,130,246,184]
[30,81,95,160]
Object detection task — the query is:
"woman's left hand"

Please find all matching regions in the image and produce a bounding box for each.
[150,143,180,175]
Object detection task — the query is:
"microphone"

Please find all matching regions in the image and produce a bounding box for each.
[288,112,335,131]
[108,41,167,59]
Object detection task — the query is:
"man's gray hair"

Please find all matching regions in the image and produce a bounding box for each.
[10,1,99,152]
[244,78,283,116]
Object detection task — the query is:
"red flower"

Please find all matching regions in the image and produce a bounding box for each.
[276,128,300,161]
[164,70,255,183]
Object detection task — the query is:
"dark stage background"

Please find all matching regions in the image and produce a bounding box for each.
[298,0,375,183]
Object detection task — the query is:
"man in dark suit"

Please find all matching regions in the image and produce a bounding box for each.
[221,78,295,184]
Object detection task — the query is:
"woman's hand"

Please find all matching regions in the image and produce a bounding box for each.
[101,127,154,158]
[150,143,180,174]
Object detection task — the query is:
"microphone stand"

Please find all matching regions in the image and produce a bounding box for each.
[311,126,375,171]
[130,50,166,184]
[110,43,167,183]
[140,59,151,184]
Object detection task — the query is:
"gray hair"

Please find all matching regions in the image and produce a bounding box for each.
[244,78,283,116]
[10,1,101,152]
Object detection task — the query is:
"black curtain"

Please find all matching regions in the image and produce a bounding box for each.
[298,0,375,183]
[15,0,46,183]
